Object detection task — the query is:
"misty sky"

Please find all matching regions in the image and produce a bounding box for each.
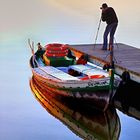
[0,0,140,47]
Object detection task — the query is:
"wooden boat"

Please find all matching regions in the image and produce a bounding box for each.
[29,40,121,111]
[30,78,121,140]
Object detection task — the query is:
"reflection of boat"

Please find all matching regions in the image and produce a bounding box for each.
[32,76,114,111]
[113,80,140,121]
[29,41,120,111]
[30,77,121,140]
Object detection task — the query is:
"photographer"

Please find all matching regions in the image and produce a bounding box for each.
[101,3,118,50]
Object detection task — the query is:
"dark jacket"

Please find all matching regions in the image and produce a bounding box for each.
[101,7,118,25]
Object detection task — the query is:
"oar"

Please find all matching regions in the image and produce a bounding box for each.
[28,39,34,54]
[28,39,39,67]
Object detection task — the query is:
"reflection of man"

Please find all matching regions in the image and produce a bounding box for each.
[101,3,118,50]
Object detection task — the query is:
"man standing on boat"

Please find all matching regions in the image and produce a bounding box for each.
[100,3,118,50]
[35,42,44,58]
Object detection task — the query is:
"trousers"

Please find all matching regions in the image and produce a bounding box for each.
[103,22,118,49]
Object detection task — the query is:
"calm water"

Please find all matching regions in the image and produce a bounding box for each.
[1,1,140,140]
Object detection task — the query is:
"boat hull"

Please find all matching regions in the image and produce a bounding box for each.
[31,76,116,111]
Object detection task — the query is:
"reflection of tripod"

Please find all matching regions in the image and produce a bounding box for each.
[104,46,118,63]
[108,38,120,63]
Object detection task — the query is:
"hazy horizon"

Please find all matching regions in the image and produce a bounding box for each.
[0,0,140,47]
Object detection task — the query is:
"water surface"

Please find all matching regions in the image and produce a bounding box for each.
[0,1,140,140]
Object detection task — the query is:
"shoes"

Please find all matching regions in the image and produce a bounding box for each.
[108,47,111,51]
[101,48,107,50]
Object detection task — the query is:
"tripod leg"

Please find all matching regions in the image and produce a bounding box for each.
[93,18,102,49]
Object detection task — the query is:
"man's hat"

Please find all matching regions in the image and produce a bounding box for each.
[37,42,40,45]
[100,3,108,9]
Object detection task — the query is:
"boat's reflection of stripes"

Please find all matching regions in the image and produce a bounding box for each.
[31,76,114,111]
[30,77,121,140]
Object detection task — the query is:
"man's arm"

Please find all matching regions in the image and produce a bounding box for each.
[101,11,106,22]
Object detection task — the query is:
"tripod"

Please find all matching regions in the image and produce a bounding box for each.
[93,17,119,50]
[93,17,102,49]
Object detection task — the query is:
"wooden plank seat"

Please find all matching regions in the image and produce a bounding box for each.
[69,64,109,77]
[34,66,80,81]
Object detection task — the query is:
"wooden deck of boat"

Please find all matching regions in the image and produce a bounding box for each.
[70,43,140,83]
